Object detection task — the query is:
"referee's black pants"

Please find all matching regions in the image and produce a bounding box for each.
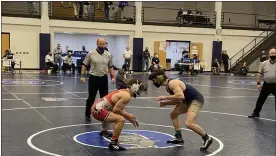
[85,75,108,117]
[253,82,276,114]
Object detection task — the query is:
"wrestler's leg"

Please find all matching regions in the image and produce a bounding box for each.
[184,100,212,151]
[104,112,126,151]
[167,102,187,144]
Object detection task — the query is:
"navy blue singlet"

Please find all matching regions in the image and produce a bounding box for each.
[166,78,203,102]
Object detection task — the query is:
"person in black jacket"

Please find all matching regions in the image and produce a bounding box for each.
[152,53,160,65]
[142,47,151,73]
[232,62,248,76]
[221,50,229,72]
[150,53,162,72]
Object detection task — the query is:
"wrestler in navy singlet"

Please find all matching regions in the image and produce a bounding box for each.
[166,79,204,103]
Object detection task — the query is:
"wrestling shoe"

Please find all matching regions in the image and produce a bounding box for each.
[200,135,213,151]
[100,130,113,139]
[248,113,260,118]
[109,140,126,151]
[167,138,184,144]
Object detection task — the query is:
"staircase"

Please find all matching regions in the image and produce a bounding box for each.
[229,23,276,71]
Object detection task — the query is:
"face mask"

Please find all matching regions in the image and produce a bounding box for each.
[153,82,161,88]
[270,56,276,60]
[97,47,105,54]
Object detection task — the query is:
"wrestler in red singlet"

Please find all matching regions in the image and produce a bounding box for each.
[91,89,128,122]
[91,78,147,151]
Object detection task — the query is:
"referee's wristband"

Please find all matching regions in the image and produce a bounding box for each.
[257,82,261,85]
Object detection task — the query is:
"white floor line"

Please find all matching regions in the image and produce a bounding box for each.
[26,123,224,156]
[2,105,275,122]
[2,99,23,101]
[185,83,257,91]
[24,73,82,98]
[3,84,65,128]
[1,89,117,95]
[126,106,276,122]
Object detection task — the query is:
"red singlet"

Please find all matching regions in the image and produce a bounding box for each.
[91,89,128,122]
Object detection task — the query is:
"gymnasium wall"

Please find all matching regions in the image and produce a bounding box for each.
[2,16,267,71]
[2,23,41,69]
[53,33,129,68]
[49,19,135,53]
[114,36,130,68]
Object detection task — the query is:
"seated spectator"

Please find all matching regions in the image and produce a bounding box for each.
[196,8,203,15]
[212,59,220,75]
[232,62,249,76]
[62,52,75,74]
[115,68,127,90]
[187,9,192,15]
[45,52,58,74]
[2,49,16,72]
[191,54,200,75]
[151,53,160,65]
[178,50,190,75]
[149,53,161,72]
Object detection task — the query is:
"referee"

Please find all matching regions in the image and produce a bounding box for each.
[248,48,276,118]
[80,38,115,136]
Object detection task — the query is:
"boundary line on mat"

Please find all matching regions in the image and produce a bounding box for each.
[227,80,257,85]
[4,73,257,91]
[184,83,257,91]
[2,82,95,156]
[2,105,275,122]
[1,79,64,86]
[1,89,117,95]
[23,74,83,99]
[9,72,256,79]
[27,123,224,156]
[73,130,182,149]
[2,95,274,100]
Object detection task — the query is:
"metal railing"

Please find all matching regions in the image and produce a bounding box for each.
[1,1,41,18]
[222,11,276,30]
[229,22,276,69]
[48,2,135,24]
[142,7,214,27]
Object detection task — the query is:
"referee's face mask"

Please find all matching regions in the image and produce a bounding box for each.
[269,49,276,61]
[97,40,106,54]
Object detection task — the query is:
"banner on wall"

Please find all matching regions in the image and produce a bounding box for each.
[190,42,203,61]
[159,41,166,51]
